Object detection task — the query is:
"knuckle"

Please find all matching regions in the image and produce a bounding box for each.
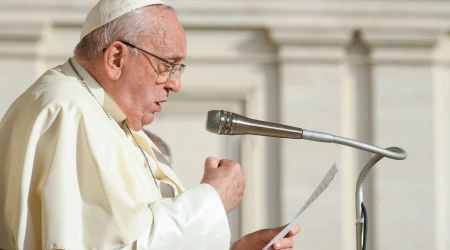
[227,161,237,168]
[205,157,214,164]
[228,163,237,170]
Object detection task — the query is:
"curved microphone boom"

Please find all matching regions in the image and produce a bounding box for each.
[206,110,407,160]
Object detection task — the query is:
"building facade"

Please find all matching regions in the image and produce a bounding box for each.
[0,1,449,249]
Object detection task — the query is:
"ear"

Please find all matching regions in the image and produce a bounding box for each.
[102,41,129,81]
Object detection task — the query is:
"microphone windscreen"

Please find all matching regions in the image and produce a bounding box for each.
[206,110,222,134]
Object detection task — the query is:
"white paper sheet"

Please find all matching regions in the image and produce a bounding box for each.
[262,163,339,250]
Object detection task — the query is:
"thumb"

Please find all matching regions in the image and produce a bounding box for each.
[264,224,292,240]
[204,157,220,170]
[258,225,284,241]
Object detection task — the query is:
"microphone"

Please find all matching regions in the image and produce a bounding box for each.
[205,110,407,160]
[205,110,303,139]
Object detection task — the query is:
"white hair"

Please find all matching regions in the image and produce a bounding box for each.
[74,4,174,62]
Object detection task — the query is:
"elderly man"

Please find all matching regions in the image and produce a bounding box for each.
[0,0,299,249]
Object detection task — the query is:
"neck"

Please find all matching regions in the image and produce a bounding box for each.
[125,119,144,131]
[75,56,106,88]
[74,56,140,130]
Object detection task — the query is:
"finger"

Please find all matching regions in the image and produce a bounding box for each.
[204,157,220,169]
[218,159,235,167]
[270,223,291,236]
[285,224,300,237]
[259,225,285,242]
[273,237,294,250]
[263,224,298,242]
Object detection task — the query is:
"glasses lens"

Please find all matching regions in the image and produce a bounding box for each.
[167,69,176,81]
[179,65,185,76]
[166,65,186,81]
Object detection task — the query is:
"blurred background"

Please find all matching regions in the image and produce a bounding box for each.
[0,0,449,249]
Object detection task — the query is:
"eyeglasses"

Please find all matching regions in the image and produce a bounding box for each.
[105,41,186,82]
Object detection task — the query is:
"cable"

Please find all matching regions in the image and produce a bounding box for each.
[361,202,368,250]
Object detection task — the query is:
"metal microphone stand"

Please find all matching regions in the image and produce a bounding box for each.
[354,147,407,250]
[300,130,408,250]
[205,110,408,250]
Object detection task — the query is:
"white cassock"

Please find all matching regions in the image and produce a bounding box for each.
[0,58,231,250]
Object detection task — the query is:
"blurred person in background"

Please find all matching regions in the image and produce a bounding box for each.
[143,129,172,164]
[0,0,299,249]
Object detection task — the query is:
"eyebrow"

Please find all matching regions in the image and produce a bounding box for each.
[166,55,185,62]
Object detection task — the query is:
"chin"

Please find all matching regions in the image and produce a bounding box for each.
[142,113,155,126]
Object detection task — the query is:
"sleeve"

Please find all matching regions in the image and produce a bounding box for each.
[230,241,236,250]
[138,184,231,250]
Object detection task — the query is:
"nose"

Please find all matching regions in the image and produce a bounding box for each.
[165,72,181,93]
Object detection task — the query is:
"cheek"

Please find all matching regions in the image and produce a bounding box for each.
[141,85,158,104]
[129,68,159,103]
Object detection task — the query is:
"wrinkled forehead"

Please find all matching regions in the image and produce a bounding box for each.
[143,7,186,57]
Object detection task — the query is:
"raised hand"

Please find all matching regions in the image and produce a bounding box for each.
[200,157,246,213]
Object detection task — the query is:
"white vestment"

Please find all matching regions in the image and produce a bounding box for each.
[0,58,230,250]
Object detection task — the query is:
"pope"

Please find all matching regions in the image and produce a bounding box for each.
[0,0,299,249]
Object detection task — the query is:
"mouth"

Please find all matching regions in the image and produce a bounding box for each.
[155,99,167,111]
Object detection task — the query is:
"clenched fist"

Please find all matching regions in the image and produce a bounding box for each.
[200,157,246,213]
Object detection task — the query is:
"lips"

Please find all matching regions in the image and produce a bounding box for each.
[155,99,167,112]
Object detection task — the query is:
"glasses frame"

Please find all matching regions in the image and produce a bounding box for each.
[103,41,186,81]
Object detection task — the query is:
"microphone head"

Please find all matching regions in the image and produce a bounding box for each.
[206,110,304,138]
[205,110,223,134]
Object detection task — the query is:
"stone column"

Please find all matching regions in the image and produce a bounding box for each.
[340,30,374,250]
[0,21,49,118]
[433,32,450,250]
[269,27,349,250]
[365,29,437,250]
